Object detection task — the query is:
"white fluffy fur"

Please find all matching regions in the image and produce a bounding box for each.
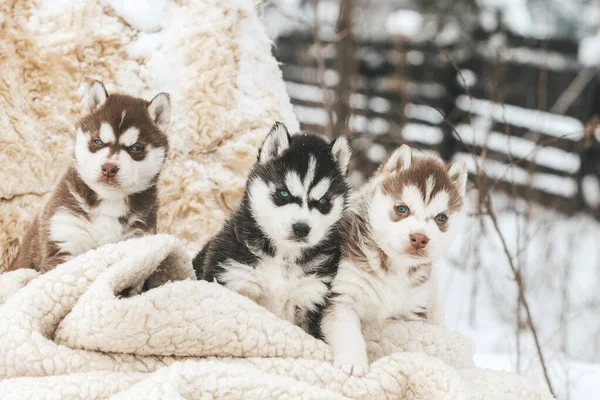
[219,253,331,327]
[49,199,127,259]
[99,122,116,143]
[119,127,140,147]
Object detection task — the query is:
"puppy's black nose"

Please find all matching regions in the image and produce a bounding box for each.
[292,223,311,238]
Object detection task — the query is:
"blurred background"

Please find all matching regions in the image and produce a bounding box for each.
[262,0,600,398]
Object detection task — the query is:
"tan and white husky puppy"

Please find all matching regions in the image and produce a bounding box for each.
[321,144,468,376]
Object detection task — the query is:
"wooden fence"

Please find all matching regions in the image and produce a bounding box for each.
[273,28,600,217]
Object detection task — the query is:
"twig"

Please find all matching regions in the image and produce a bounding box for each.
[310,0,335,139]
[483,194,556,397]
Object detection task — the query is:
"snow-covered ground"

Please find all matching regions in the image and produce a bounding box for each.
[439,191,600,399]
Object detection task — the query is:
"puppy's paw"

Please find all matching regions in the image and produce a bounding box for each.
[334,349,370,377]
[335,361,369,377]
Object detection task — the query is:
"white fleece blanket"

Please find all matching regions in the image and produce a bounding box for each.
[0,235,553,399]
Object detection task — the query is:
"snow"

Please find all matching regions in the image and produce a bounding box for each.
[385,9,423,38]
[347,114,365,132]
[501,47,570,71]
[369,97,390,114]
[368,118,389,136]
[402,123,443,145]
[407,81,446,99]
[286,82,326,103]
[349,93,368,109]
[533,173,577,198]
[579,33,600,66]
[479,0,545,38]
[582,175,600,207]
[367,144,387,163]
[293,105,329,126]
[405,103,444,124]
[105,0,169,33]
[453,152,578,197]
[479,9,499,32]
[456,69,477,89]
[456,96,584,140]
[454,123,581,173]
[439,190,600,397]
[283,65,340,87]
[128,32,163,58]
[406,50,425,65]
[263,0,306,39]
[435,20,461,46]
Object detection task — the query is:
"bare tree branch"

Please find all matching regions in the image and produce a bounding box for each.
[310,0,335,140]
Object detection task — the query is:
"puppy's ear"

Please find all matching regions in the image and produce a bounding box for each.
[379,144,412,173]
[258,122,290,164]
[448,160,468,196]
[330,136,352,175]
[148,93,171,132]
[83,80,108,113]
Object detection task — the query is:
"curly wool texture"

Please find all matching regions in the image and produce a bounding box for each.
[0,234,553,399]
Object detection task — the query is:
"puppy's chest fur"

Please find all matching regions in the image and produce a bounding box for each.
[49,198,138,257]
[219,252,331,328]
[9,167,156,272]
[334,259,435,322]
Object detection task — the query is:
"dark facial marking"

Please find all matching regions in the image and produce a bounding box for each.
[251,133,349,217]
[78,94,169,160]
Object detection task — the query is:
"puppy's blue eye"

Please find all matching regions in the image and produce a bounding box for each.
[318,197,329,205]
[130,145,142,152]
[396,205,408,214]
[278,189,290,199]
[436,213,448,222]
[93,139,103,146]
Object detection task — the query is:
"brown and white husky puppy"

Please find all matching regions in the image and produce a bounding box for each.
[8,80,171,273]
[321,144,468,376]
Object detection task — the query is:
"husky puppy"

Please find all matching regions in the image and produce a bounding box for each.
[193,122,351,338]
[8,81,171,273]
[321,144,468,376]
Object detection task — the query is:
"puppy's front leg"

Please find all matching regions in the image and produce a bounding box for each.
[322,302,369,376]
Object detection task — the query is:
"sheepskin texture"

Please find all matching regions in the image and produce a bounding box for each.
[0,0,552,399]
[0,234,554,399]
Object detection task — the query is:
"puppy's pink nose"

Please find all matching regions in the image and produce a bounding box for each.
[101,163,119,178]
[410,233,429,249]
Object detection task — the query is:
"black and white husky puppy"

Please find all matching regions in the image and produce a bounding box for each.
[193,122,351,338]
